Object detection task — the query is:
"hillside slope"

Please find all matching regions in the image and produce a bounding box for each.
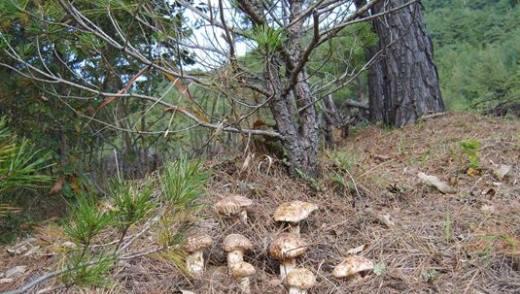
[1,113,519,293]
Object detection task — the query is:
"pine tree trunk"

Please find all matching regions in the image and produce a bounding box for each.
[367,41,386,123]
[354,1,384,123]
[264,58,320,176]
[240,0,321,176]
[369,0,445,126]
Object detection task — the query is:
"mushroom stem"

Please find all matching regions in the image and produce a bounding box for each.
[288,288,306,294]
[227,250,244,266]
[238,277,251,293]
[289,224,300,235]
[186,251,204,277]
[280,259,296,280]
[350,273,364,282]
[239,210,248,224]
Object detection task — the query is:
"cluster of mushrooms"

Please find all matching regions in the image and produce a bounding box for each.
[182,195,374,293]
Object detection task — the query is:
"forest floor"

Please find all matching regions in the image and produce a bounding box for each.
[1,113,519,293]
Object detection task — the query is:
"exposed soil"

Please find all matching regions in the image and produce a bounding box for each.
[1,113,519,293]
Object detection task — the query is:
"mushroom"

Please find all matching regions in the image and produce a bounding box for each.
[223,234,254,267]
[286,268,316,294]
[215,195,254,223]
[274,201,318,235]
[269,233,308,279]
[332,255,374,282]
[182,234,213,277]
[230,261,256,294]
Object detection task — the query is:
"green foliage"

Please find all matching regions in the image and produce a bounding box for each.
[64,195,112,246]
[62,253,114,288]
[309,23,377,101]
[248,25,286,53]
[459,139,481,169]
[326,149,358,171]
[0,118,52,195]
[61,193,115,287]
[373,262,387,276]
[59,177,162,288]
[0,117,53,220]
[155,158,208,254]
[1,0,196,196]
[424,0,520,110]
[111,180,154,232]
[159,159,207,208]
[325,150,360,196]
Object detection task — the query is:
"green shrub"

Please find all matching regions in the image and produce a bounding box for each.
[0,118,52,217]
[58,159,208,288]
[159,158,208,209]
[0,118,52,195]
[460,139,481,169]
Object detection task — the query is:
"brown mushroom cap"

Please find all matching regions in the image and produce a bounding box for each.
[269,233,308,260]
[223,234,254,252]
[274,201,318,223]
[183,234,213,253]
[230,262,256,279]
[286,268,316,290]
[332,255,374,278]
[215,195,254,216]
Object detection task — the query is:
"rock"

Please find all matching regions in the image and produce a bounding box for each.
[7,245,27,255]
[61,241,77,249]
[5,265,27,278]
[0,278,14,284]
[418,172,456,194]
[7,238,38,256]
[493,164,512,180]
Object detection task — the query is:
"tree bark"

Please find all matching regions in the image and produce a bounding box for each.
[264,59,319,176]
[367,45,386,122]
[369,0,445,126]
[259,0,320,176]
[354,0,384,123]
[234,0,320,176]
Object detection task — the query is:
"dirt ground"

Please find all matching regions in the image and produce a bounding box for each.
[1,113,519,293]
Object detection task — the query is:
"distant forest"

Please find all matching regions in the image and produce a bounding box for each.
[424,0,520,110]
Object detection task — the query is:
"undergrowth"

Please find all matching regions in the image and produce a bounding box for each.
[58,159,207,288]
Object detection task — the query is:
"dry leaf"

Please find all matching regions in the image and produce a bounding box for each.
[418,172,456,194]
[480,204,496,213]
[347,244,367,255]
[241,153,254,172]
[466,167,480,177]
[49,177,65,194]
[4,265,27,278]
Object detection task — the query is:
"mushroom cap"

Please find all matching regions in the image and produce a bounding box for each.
[332,255,374,278]
[183,234,213,253]
[215,195,254,216]
[269,233,308,260]
[274,201,318,223]
[230,261,256,279]
[286,268,316,290]
[223,234,254,252]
